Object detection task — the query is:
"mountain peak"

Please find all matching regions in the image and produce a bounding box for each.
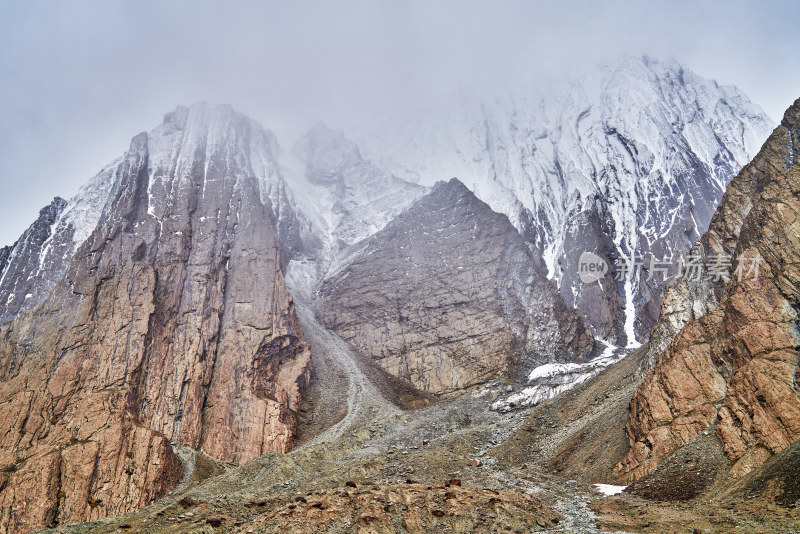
[291,121,363,184]
[349,57,774,345]
[163,102,236,125]
[431,176,471,194]
[320,169,594,394]
[155,103,279,152]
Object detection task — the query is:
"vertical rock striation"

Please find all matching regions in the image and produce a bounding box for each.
[0,104,311,533]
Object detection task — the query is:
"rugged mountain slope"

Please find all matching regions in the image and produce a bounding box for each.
[319,178,594,394]
[0,56,782,532]
[289,122,426,250]
[0,197,67,320]
[615,98,800,485]
[0,165,115,324]
[6,58,770,349]
[354,56,774,345]
[0,104,311,533]
[280,122,427,296]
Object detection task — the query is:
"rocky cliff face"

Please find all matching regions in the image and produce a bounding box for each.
[0,104,311,533]
[319,179,594,394]
[353,56,774,345]
[0,197,67,321]
[615,99,800,484]
[554,196,625,342]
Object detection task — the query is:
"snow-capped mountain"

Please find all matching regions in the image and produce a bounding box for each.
[0,165,115,323]
[0,105,304,325]
[281,122,426,282]
[0,58,772,345]
[0,103,313,532]
[0,57,784,532]
[350,56,774,345]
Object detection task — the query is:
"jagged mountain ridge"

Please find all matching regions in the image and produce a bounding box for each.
[616,99,800,490]
[283,122,427,281]
[351,56,774,345]
[0,165,115,324]
[0,58,773,346]
[0,56,780,533]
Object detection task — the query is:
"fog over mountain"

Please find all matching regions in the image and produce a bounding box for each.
[1,0,800,246]
[2,3,800,533]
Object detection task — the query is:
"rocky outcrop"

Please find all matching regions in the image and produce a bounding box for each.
[616,99,800,484]
[319,178,594,394]
[0,104,311,532]
[554,195,624,343]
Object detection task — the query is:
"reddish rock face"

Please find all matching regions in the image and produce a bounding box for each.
[616,99,800,484]
[0,105,311,532]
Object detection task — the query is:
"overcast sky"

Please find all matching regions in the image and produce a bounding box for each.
[1,0,799,246]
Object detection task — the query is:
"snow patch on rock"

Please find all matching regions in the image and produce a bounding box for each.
[492,340,625,412]
[593,484,627,496]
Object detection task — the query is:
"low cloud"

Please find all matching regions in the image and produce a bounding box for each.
[1,0,798,245]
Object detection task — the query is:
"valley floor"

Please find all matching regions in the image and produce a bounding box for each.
[37,301,800,534]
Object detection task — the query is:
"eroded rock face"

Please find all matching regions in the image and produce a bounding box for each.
[0,104,311,533]
[555,196,624,343]
[0,163,119,326]
[616,99,800,484]
[319,179,594,394]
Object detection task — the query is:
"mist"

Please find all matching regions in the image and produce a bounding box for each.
[1,0,799,246]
